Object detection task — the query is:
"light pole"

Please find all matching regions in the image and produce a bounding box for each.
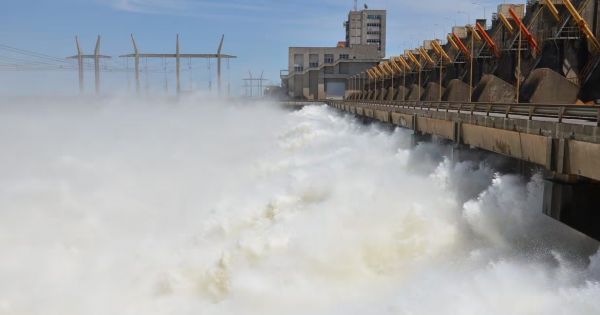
[469,26,474,103]
[458,10,474,102]
[381,69,385,100]
[516,30,522,103]
[391,64,394,101]
[403,60,406,101]
[418,53,422,101]
[439,51,443,102]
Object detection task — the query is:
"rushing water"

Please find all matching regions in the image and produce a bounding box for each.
[0,96,599,315]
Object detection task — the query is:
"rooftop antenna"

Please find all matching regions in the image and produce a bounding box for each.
[354,0,357,11]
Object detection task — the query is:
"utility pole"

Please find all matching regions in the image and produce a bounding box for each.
[359,72,363,96]
[374,71,377,96]
[418,54,422,100]
[516,29,522,103]
[361,72,364,95]
[381,71,385,100]
[391,70,394,100]
[176,34,181,96]
[94,36,101,94]
[130,34,141,95]
[469,26,474,103]
[217,35,224,96]
[67,35,111,95]
[120,35,236,97]
[243,71,268,98]
[403,61,406,100]
[439,55,443,102]
[259,71,264,97]
[75,36,84,94]
[249,71,253,97]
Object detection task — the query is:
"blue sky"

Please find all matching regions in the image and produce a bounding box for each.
[1,0,504,96]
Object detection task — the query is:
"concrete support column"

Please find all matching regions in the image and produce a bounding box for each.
[543,177,600,241]
[318,83,325,100]
[410,132,432,147]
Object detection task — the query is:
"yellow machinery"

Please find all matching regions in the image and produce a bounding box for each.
[562,0,600,52]
[431,40,452,63]
[407,51,422,69]
[543,0,561,22]
[498,13,515,33]
[419,48,436,66]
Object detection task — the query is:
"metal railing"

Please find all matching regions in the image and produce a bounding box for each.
[329,99,600,125]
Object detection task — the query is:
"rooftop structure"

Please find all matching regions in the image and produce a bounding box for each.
[282,8,386,100]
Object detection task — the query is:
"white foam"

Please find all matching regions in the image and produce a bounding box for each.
[0,96,597,314]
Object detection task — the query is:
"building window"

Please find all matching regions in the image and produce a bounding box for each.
[367,23,381,27]
[367,15,382,20]
[324,54,334,64]
[367,31,380,35]
[367,39,381,44]
[309,53,319,68]
[339,54,350,60]
[294,65,304,72]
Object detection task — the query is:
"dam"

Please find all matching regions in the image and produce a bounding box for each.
[2,0,600,314]
[282,0,600,241]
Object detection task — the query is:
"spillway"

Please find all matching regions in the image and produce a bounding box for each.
[0,97,598,314]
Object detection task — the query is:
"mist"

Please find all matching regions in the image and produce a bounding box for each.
[0,96,598,315]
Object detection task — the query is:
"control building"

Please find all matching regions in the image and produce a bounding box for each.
[282,8,386,100]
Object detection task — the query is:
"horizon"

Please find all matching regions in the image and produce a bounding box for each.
[2,0,503,96]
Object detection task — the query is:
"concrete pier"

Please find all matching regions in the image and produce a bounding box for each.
[406,84,423,101]
[520,68,580,104]
[443,79,471,102]
[422,82,445,101]
[472,74,515,103]
[543,177,600,241]
[395,86,410,101]
[328,99,600,241]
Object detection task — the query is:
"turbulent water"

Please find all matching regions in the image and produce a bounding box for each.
[0,96,599,315]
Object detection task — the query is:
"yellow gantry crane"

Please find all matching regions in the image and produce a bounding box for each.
[389,57,403,73]
[431,40,452,63]
[498,12,515,33]
[562,0,600,52]
[406,51,422,69]
[419,48,436,66]
[383,60,396,75]
[476,23,501,58]
[543,0,561,22]
[395,55,411,71]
